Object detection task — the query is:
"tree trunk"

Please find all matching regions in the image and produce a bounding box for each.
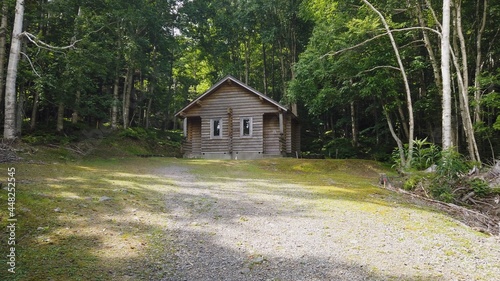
[0,1,8,112]
[30,90,39,131]
[351,101,358,147]
[56,101,64,132]
[473,0,487,123]
[384,106,406,168]
[111,76,119,130]
[451,1,481,163]
[262,42,268,96]
[3,0,24,140]
[145,98,152,129]
[441,0,453,150]
[15,87,23,135]
[72,90,80,124]
[362,0,414,168]
[122,68,133,129]
[414,0,442,91]
[244,37,249,84]
[397,104,410,140]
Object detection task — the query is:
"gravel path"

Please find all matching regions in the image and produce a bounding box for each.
[155,164,500,281]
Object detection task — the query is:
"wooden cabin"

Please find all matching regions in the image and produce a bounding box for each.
[175,75,300,159]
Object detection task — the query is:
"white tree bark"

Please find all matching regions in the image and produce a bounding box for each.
[441,0,453,150]
[3,0,24,139]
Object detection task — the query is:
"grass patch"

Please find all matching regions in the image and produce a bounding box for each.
[0,158,182,280]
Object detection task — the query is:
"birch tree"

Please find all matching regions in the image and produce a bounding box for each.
[4,0,24,140]
[441,0,452,150]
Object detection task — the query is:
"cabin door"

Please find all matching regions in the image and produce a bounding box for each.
[188,117,202,155]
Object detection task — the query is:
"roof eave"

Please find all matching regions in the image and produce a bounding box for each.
[175,75,290,117]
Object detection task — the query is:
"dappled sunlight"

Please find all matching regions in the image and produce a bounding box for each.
[8,157,500,280]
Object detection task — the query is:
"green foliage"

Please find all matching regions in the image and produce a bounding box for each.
[119,127,149,140]
[323,137,359,159]
[403,174,423,191]
[468,178,491,197]
[429,180,455,203]
[435,149,470,179]
[411,138,441,170]
[22,132,78,145]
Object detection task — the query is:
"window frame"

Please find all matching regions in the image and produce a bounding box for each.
[210,118,223,139]
[240,117,253,137]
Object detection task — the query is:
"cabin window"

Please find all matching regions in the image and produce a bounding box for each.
[211,118,222,138]
[240,117,253,137]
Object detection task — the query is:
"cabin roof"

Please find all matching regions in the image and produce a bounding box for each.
[175,75,290,117]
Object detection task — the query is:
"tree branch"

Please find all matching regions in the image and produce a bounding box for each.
[21,32,80,51]
[358,65,401,75]
[321,26,441,58]
[20,52,41,78]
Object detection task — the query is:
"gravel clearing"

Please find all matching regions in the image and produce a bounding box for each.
[154,163,500,281]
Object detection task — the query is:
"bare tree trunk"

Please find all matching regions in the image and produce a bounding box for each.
[397,104,410,140]
[15,87,23,135]
[56,101,64,132]
[111,76,119,130]
[451,1,481,162]
[30,90,39,130]
[0,1,8,112]
[244,38,249,84]
[122,68,133,129]
[414,0,442,90]
[72,90,80,124]
[362,0,414,168]
[473,0,487,123]
[441,0,453,150]
[351,101,358,147]
[384,106,406,168]
[3,0,24,139]
[262,42,268,96]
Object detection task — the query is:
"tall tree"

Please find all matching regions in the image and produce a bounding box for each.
[4,0,24,139]
[441,0,452,150]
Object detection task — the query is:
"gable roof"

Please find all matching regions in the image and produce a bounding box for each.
[175,75,290,117]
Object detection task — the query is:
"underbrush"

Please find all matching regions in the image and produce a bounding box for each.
[399,148,499,222]
[17,126,182,161]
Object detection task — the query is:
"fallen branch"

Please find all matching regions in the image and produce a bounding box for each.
[379,174,499,235]
[46,144,84,155]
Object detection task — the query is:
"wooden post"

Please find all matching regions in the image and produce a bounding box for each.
[183,118,187,137]
[227,107,233,154]
[279,112,284,134]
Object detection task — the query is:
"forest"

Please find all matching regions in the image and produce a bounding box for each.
[1,0,500,167]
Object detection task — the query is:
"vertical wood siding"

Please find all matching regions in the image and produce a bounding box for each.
[263,114,281,155]
[186,117,201,155]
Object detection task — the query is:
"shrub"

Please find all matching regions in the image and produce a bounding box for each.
[119,127,148,140]
[467,178,491,197]
[435,149,470,179]
[403,175,423,191]
[429,179,455,202]
[411,138,441,170]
